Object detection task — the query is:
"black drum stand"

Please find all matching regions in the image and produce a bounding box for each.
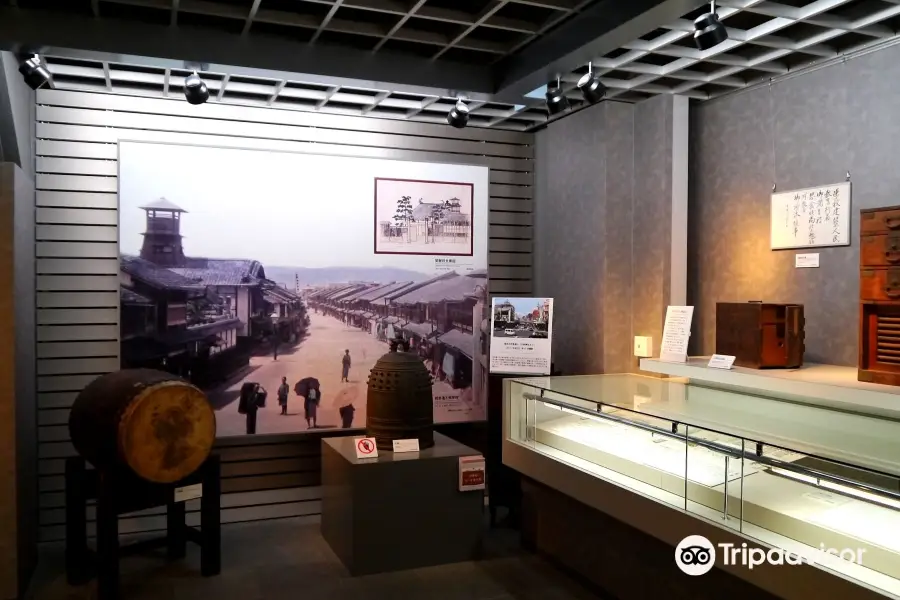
[65,454,222,600]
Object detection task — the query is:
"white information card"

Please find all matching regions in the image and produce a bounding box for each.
[795,253,820,268]
[489,297,554,375]
[392,439,420,453]
[707,354,736,370]
[659,306,694,363]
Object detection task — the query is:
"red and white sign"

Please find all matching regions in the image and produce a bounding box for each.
[355,437,379,459]
[458,455,486,492]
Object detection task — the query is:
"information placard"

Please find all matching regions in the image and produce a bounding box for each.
[659,306,694,363]
[458,455,486,491]
[489,297,553,375]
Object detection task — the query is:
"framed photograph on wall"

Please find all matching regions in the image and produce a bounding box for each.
[117,141,490,439]
[374,178,475,257]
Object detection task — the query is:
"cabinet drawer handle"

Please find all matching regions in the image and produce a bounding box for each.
[886,251,900,263]
[886,217,900,229]
[887,288,900,298]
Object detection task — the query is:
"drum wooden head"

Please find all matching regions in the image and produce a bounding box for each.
[118,380,216,483]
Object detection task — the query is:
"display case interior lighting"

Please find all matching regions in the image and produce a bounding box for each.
[768,467,900,511]
[694,1,728,51]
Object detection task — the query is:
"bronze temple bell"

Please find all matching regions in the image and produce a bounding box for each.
[366,334,435,451]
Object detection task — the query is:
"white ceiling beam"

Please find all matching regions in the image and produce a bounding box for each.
[316,86,339,109]
[217,74,230,101]
[242,0,262,36]
[102,62,112,90]
[267,80,286,106]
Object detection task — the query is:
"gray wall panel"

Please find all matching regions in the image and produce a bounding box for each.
[37,340,119,359]
[36,242,118,258]
[688,45,900,365]
[37,89,529,145]
[36,105,533,159]
[36,258,118,275]
[35,88,535,541]
[36,191,117,209]
[37,292,118,308]
[37,324,118,341]
[37,157,117,176]
[37,123,532,173]
[36,275,119,291]
[36,225,117,242]
[36,392,79,409]
[535,96,686,375]
[37,308,117,325]
[36,207,117,226]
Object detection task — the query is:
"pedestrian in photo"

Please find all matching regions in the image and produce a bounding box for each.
[341,349,352,382]
[305,385,319,428]
[339,403,355,429]
[277,376,289,415]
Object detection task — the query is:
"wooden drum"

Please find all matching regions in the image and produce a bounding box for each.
[68,369,216,483]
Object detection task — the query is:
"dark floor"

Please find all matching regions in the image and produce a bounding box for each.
[26,517,605,600]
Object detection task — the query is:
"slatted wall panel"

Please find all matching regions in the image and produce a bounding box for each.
[34,88,534,541]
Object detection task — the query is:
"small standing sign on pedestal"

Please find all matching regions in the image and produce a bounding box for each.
[392,439,420,453]
[355,437,379,459]
[659,306,694,363]
[458,455,486,492]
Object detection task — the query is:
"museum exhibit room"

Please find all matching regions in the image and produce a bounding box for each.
[7,0,900,599]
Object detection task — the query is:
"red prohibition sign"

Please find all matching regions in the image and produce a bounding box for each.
[357,438,375,454]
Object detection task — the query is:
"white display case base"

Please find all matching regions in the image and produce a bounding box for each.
[639,358,900,419]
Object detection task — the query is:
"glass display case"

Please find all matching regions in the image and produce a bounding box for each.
[505,374,900,597]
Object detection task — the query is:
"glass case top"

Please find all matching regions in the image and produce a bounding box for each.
[511,373,900,478]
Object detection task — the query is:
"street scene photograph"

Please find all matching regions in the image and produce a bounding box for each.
[492,298,552,338]
[117,141,490,437]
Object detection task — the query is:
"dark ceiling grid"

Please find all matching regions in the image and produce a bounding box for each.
[10,0,900,130]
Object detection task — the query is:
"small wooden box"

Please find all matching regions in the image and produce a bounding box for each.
[715,302,805,369]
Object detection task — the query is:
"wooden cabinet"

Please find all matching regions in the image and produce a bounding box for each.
[859,205,900,385]
[715,302,805,369]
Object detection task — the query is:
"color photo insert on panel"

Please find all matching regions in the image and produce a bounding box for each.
[117,141,490,437]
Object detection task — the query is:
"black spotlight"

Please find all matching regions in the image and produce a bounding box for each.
[447,99,469,128]
[577,69,606,105]
[545,81,569,115]
[694,2,728,51]
[18,56,51,90]
[184,72,209,105]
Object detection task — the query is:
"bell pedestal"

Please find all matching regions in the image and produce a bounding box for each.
[320,433,484,575]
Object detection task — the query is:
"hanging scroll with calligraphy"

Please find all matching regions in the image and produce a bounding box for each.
[770,182,851,250]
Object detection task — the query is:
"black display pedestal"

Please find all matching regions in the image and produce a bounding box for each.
[320,433,484,575]
[64,455,222,600]
[487,373,521,527]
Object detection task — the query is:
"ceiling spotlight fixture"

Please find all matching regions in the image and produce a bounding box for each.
[545,78,569,115]
[18,55,51,90]
[694,1,728,51]
[577,63,606,105]
[447,99,470,129]
[183,71,209,105]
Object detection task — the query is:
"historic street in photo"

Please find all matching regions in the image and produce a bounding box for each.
[212,311,479,436]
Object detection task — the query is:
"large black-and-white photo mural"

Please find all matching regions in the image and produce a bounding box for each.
[118,141,489,437]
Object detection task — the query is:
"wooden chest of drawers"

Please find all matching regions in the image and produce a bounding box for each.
[859,205,900,385]
[715,302,805,369]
